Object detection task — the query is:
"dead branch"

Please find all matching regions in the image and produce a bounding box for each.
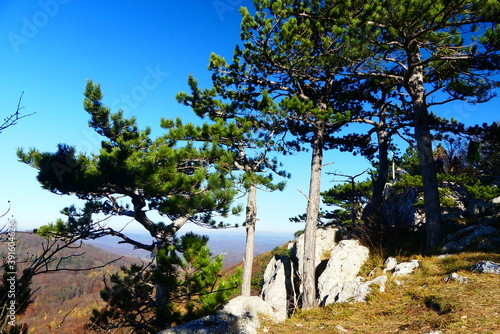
[1,92,35,134]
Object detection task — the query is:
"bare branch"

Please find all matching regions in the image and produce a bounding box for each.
[297,187,309,202]
[1,92,35,134]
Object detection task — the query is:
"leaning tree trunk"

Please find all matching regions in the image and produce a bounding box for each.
[302,123,325,310]
[241,182,257,297]
[407,59,442,250]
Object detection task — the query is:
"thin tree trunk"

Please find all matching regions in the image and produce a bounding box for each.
[407,62,442,250]
[241,182,257,297]
[302,123,325,310]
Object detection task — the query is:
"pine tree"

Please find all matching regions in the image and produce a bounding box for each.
[341,0,500,249]
[202,0,365,309]
[17,81,241,331]
[87,232,241,333]
[177,76,289,297]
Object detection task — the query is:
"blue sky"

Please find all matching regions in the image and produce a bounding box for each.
[1,1,498,237]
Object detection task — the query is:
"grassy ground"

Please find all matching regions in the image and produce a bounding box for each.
[259,252,500,334]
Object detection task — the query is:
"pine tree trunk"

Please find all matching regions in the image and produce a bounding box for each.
[241,183,257,297]
[407,61,442,250]
[414,105,442,249]
[302,123,325,310]
[362,128,389,242]
[372,129,389,209]
[151,216,189,331]
[155,240,171,330]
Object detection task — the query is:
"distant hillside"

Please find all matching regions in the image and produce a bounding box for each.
[1,233,142,334]
[86,229,295,268]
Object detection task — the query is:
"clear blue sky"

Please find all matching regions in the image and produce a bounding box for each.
[1,1,498,236]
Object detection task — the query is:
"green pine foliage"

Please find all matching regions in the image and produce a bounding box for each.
[18,81,240,230]
[87,232,241,333]
[17,80,247,332]
[321,179,373,224]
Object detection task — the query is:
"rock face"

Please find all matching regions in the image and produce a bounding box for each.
[322,275,387,306]
[260,255,295,321]
[442,222,500,253]
[288,228,338,281]
[260,229,386,314]
[316,240,370,305]
[383,185,425,230]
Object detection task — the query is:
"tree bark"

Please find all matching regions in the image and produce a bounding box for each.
[301,123,325,309]
[414,105,442,249]
[406,59,442,250]
[154,240,171,330]
[152,216,189,330]
[241,183,257,297]
[361,128,389,237]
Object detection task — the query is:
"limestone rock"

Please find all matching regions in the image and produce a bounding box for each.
[221,296,278,322]
[383,186,425,229]
[393,260,419,276]
[322,275,387,306]
[317,240,370,304]
[443,272,468,283]
[383,256,398,273]
[442,224,500,253]
[289,228,337,280]
[260,255,295,321]
[335,325,349,332]
[156,312,259,334]
[492,196,500,205]
[470,260,500,274]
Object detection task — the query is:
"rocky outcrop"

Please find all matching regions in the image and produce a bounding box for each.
[383,185,425,230]
[221,296,279,322]
[260,255,295,321]
[322,275,387,306]
[492,196,500,205]
[442,223,500,253]
[160,220,500,333]
[384,181,500,246]
[317,240,370,305]
[157,312,259,334]
[470,260,500,274]
[158,296,279,334]
[383,256,398,273]
[261,229,387,313]
[288,228,338,281]
[393,260,420,276]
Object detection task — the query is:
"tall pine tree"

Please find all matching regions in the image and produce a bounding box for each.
[204,0,366,309]
[340,0,500,249]
[177,76,289,297]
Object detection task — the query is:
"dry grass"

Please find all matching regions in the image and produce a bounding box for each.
[260,252,500,334]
